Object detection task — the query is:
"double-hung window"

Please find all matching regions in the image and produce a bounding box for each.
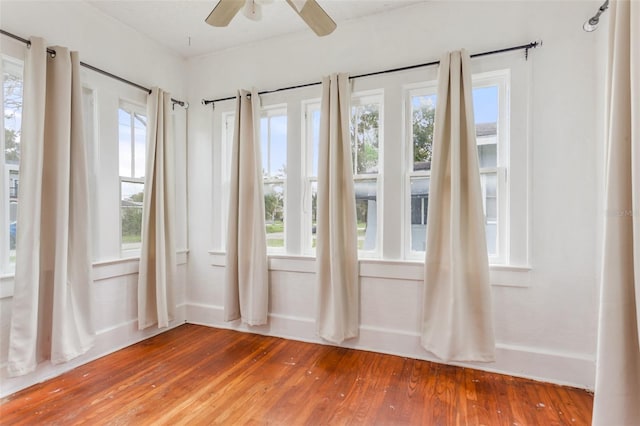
[351,93,382,255]
[302,93,383,256]
[118,103,146,253]
[1,57,23,273]
[261,107,287,251]
[405,70,509,262]
[406,86,437,253]
[302,101,320,253]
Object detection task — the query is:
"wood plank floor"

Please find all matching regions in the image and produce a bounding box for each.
[0,324,593,425]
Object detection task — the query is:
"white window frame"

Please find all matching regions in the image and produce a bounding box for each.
[261,105,287,254]
[404,70,510,264]
[118,101,147,256]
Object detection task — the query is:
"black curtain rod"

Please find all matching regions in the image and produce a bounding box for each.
[202,40,542,107]
[0,29,188,109]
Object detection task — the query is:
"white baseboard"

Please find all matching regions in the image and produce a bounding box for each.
[186,303,595,390]
[0,305,186,398]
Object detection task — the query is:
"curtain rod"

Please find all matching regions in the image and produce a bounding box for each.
[201,40,542,107]
[0,29,188,109]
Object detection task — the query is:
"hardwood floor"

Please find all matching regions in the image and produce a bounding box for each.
[1,324,593,425]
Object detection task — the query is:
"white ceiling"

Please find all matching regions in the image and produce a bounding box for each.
[86,0,424,58]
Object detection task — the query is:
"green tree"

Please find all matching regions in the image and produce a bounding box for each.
[350,105,379,174]
[413,104,436,165]
[264,191,283,222]
[4,128,19,162]
[121,191,144,240]
[4,72,22,163]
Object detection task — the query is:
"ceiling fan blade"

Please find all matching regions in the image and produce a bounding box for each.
[285,0,336,37]
[205,0,246,27]
[243,0,263,21]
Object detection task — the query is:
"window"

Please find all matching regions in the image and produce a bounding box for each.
[261,107,287,251]
[303,94,383,255]
[302,102,320,252]
[407,87,436,253]
[351,94,382,254]
[1,58,22,273]
[405,71,509,262]
[118,103,146,253]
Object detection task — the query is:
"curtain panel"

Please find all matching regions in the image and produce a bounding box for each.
[8,38,94,376]
[224,89,269,325]
[592,1,640,423]
[315,73,359,344]
[138,88,177,330]
[421,50,495,362]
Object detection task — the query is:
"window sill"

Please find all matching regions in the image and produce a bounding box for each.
[208,251,531,288]
[1,249,190,299]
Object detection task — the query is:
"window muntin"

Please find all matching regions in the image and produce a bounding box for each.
[406,72,508,261]
[261,107,287,251]
[1,57,22,273]
[118,104,146,253]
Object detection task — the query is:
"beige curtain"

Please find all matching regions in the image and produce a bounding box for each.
[138,88,177,330]
[225,89,269,325]
[8,38,94,376]
[316,73,359,344]
[421,50,495,362]
[592,1,640,423]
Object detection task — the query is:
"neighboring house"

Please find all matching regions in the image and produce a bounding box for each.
[407,122,497,252]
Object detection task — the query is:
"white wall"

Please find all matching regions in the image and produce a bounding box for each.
[186,1,606,389]
[0,1,189,397]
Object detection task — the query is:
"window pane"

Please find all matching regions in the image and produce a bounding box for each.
[477,142,497,168]
[482,172,498,256]
[474,86,498,169]
[310,110,320,177]
[121,181,144,250]
[261,113,287,178]
[410,177,429,252]
[118,108,132,177]
[473,86,498,125]
[261,117,269,175]
[354,179,377,251]
[310,180,317,249]
[133,113,146,178]
[351,104,379,175]
[264,182,284,248]
[4,60,23,267]
[270,115,287,178]
[412,94,436,172]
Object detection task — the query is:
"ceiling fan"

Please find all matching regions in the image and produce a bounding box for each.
[205,0,337,37]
